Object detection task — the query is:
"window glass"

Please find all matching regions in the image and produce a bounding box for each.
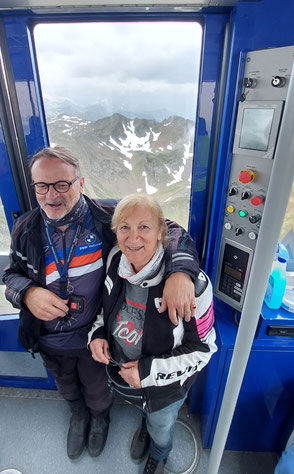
[0,198,15,314]
[279,180,294,241]
[0,196,10,252]
[34,22,202,229]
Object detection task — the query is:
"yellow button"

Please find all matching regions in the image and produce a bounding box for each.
[227,205,235,214]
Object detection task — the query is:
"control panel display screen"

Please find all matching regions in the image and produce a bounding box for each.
[224,264,242,281]
[239,108,274,152]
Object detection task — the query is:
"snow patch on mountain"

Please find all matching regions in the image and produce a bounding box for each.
[167,165,185,186]
[142,171,158,194]
[124,160,132,171]
[108,120,158,158]
[151,129,161,141]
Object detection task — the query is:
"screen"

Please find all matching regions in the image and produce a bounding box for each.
[239,108,274,152]
[224,264,242,281]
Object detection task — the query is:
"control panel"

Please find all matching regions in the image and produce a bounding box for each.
[214,45,294,310]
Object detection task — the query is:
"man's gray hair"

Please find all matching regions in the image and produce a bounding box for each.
[30,146,81,177]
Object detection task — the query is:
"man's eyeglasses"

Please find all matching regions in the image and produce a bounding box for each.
[31,177,80,195]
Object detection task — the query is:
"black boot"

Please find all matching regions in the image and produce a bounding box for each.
[67,413,90,460]
[143,454,167,474]
[87,414,110,457]
[130,417,150,463]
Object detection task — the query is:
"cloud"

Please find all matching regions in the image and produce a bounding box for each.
[34,21,202,118]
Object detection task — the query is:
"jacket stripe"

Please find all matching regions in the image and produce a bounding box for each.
[105,275,113,295]
[45,249,102,276]
[196,303,214,339]
[172,255,194,262]
[69,250,102,268]
[46,259,103,285]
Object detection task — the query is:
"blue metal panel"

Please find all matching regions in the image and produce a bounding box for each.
[189,13,230,253]
[2,15,48,158]
[206,0,294,282]
[198,0,294,455]
[0,315,56,388]
[226,347,294,451]
[0,123,21,230]
[192,310,294,451]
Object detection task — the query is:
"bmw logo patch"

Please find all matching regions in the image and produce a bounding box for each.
[85,233,96,244]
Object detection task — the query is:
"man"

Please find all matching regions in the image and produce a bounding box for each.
[3,146,199,461]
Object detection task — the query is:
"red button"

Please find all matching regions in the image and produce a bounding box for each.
[251,195,264,206]
[239,169,255,184]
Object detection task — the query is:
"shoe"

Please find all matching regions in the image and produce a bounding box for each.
[67,413,90,460]
[143,454,167,474]
[87,414,110,457]
[130,418,150,463]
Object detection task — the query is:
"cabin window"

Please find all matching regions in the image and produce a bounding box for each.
[279,180,294,245]
[34,21,202,229]
[0,197,10,254]
[0,197,17,314]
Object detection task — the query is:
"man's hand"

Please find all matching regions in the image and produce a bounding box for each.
[23,287,69,321]
[89,338,110,364]
[160,272,196,325]
[119,360,141,388]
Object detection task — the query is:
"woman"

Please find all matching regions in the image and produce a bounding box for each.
[89,194,217,474]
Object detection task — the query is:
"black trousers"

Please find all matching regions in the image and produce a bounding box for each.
[40,348,114,418]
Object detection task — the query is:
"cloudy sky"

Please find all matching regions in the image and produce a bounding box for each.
[34,21,202,119]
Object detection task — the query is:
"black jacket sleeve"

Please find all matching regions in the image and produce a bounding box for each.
[3,212,40,310]
[164,219,199,281]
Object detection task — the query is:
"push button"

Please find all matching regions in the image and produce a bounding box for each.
[227,205,235,214]
[238,210,247,218]
[239,170,255,184]
[251,195,264,206]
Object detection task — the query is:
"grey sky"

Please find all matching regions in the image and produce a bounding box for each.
[34,21,202,119]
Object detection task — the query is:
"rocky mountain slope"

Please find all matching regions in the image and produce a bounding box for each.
[47,113,195,228]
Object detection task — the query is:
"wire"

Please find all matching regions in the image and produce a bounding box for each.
[232,309,240,327]
[164,418,200,474]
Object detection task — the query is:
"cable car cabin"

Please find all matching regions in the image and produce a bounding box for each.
[0,1,294,473]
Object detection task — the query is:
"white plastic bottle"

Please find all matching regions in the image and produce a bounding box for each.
[264,243,289,310]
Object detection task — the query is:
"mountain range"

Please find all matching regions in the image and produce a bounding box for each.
[44,96,174,122]
[47,112,195,228]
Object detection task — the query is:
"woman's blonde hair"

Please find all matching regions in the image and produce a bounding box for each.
[112,194,168,245]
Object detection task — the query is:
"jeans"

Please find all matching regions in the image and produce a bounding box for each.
[140,395,187,461]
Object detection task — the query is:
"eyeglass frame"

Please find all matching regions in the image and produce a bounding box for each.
[31,176,80,195]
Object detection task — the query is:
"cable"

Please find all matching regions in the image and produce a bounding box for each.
[232,309,240,327]
[164,418,200,474]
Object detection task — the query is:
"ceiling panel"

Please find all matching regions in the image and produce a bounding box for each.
[0,0,238,10]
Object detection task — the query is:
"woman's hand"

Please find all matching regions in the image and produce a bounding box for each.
[89,338,110,364]
[119,360,141,388]
[160,272,196,325]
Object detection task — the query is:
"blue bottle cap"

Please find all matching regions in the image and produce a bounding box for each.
[277,243,289,263]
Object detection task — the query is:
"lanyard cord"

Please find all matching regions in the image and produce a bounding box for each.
[44,218,84,299]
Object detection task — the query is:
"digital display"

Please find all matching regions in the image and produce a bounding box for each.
[239,108,274,152]
[224,264,242,281]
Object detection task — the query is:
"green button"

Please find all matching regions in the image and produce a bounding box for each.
[239,210,247,217]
